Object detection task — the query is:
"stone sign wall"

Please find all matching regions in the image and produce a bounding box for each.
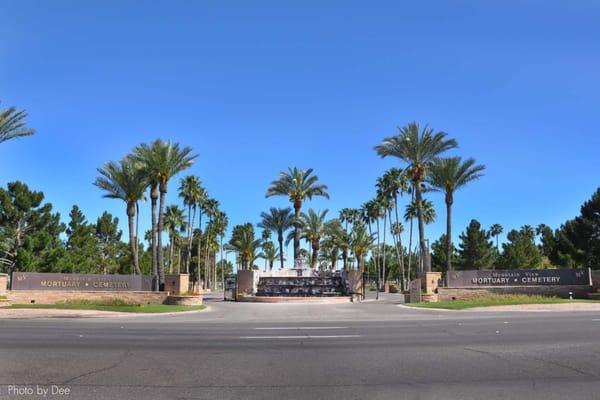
[11,272,153,291]
[447,269,591,288]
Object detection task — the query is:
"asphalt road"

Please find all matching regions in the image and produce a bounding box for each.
[1,294,600,400]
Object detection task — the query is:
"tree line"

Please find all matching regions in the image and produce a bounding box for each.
[2,102,599,291]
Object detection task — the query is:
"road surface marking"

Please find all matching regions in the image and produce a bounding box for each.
[240,335,360,339]
[254,327,348,330]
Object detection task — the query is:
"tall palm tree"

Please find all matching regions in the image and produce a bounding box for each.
[212,211,229,289]
[375,122,457,272]
[94,157,147,275]
[363,199,384,293]
[163,205,187,274]
[134,139,197,290]
[489,224,503,252]
[266,167,329,262]
[378,168,409,289]
[0,103,35,144]
[258,207,294,270]
[299,209,329,268]
[351,223,375,273]
[178,175,203,274]
[405,198,436,275]
[428,157,485,274]
[203,198,219,289]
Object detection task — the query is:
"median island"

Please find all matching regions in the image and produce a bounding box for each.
[405,294,597,310]
[5,299,205,314]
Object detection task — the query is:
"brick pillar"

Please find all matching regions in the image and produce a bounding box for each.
[164,274,190,295]
[0,274,7,296]
[421,272,441,295]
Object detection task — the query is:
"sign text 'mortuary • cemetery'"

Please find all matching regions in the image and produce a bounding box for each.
[446,269,591,288]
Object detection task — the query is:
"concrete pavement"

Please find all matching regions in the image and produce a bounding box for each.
[1,294,600,399]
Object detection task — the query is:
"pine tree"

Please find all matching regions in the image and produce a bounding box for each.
[456,220,496,270]
[0,181,65,276]
[501,226,543,269]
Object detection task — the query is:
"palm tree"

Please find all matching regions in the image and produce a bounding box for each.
[261,241,279,271]
[258,207,294,270]
[378,168,409,289]
[323,219,349,271]
[351,223,375,273]
[375,122,457,272]
[489,224,503,252]
[203,198,219,289]
[405,199,436,225]
[94,157,147,275]
[261,230,272,270]
[299,209,329,268]
[405,198,436,275]
[266,167,329,262]
[228,227,262,270]
[178,175,204,274]
[134,139,197,290]
[212,211,229,289]
[362,199,384,293]
[163,205,187,274]
[0,103,35,144]
[428,157,485,274]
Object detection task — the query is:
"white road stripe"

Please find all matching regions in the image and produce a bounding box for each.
[240,335,360,339]
[254,327,348,330]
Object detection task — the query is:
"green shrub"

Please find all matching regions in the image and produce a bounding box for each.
[62,299,141,307]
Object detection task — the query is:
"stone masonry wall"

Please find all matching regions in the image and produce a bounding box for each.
[591,270,600,292]
[7,290,169,305]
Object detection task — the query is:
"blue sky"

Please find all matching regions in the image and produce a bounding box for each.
[1,0,599,261]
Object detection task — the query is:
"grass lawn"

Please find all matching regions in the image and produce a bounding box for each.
[7,300,205,313]
[406,294,596,310]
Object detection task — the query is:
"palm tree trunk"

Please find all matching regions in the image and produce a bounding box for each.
[185,204,194,274]
[150,184,159,291]
[197,210,203,288]
[445,196,453,276]
[375,218,380,299]
[127,202,141,275]
[342,249,348,271]
[414,181,431,273]
[135,202,140,273]
[393,197,406,290]
[311,241,319,268]
[157,187,167,290]
[293,202,301,263]
[220,236,224,291]
[407,190,414,283]
[278,231,284,269]
[389,209,403,291]
[177,246,181,273]
[382,211,387,291]
[168,231,174,274]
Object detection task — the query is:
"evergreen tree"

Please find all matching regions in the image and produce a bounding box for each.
[431,234,457,273]
[0,181,65,276]
[551,188,600,268]
[501,226,543,269]
[456,220,496,270]
[60,205,98,273]
[95,211,124,274]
